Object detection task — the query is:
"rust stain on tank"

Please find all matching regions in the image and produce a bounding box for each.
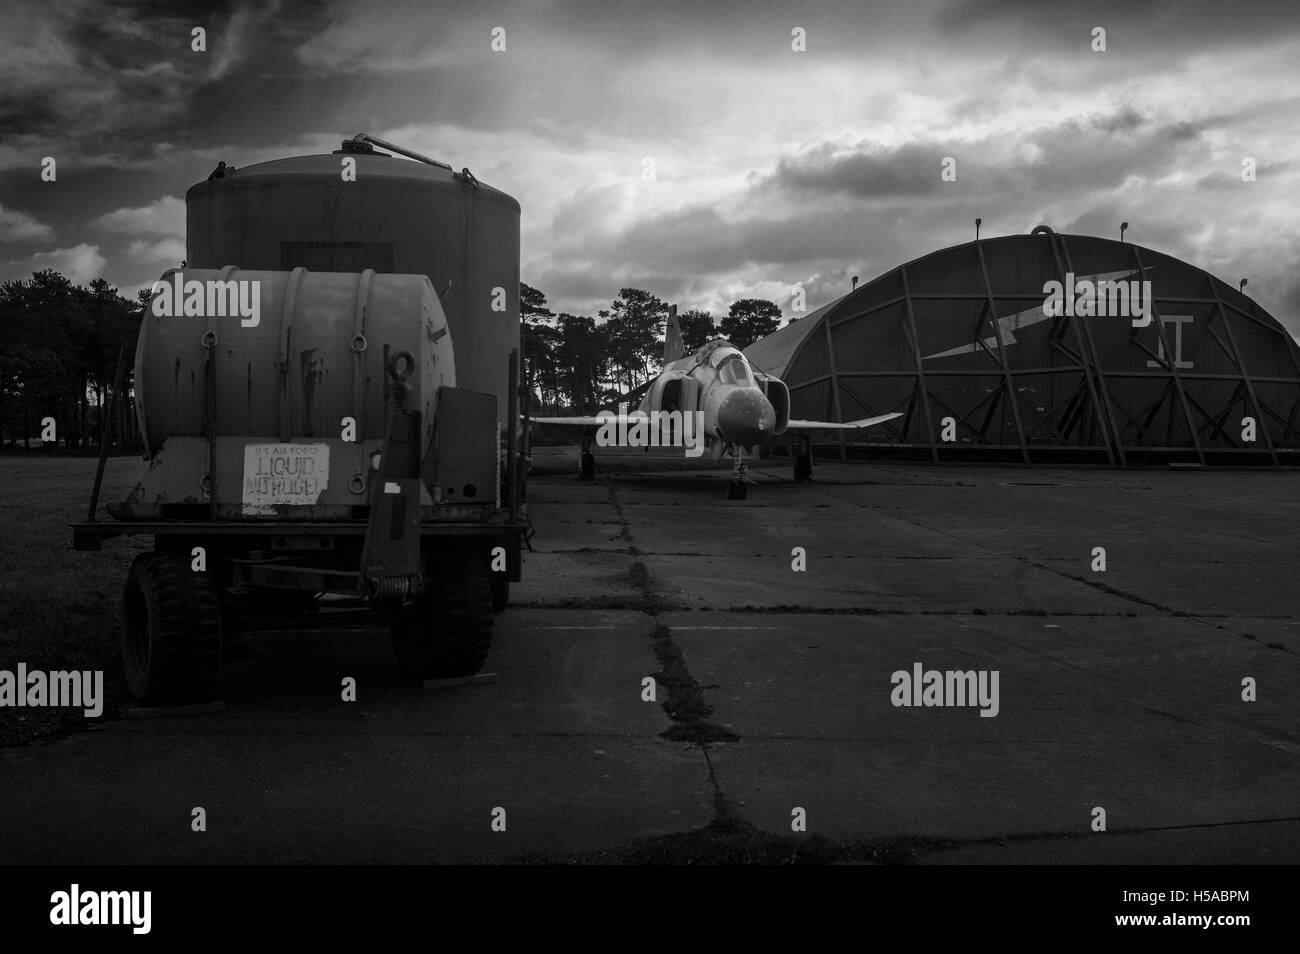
[300,348,323,436]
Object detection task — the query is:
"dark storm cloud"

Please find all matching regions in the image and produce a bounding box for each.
[536,197,929,315]
[1196,161,1293,191]
[749,104,1208,211]
[572,196,995,309]
[0,92,57,135]
[796,269,858,311]
[937,0,1159,32]
[935,0,1300,46]
[0,0,328,164]
[1016,108,1220,192]
[1060,204,1146,240]
[1095,105,1146,135]
[761,143,948,199]
[1282,279,1300,323]
[540,0,921,57]
[531,71,1300,322]
[593,205,876,276]
[1,0,1295,333]
[529,267,632,309]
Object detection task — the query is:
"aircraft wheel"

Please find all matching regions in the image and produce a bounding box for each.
[736,481,747,500]
[795,454,812,482]
[579,452,595,480]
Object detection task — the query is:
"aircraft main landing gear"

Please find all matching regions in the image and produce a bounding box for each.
[794,435,813,483]
[794,453,813,482]
[579,433,595,481]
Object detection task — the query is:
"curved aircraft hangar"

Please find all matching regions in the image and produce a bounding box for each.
[744,227,1300,466]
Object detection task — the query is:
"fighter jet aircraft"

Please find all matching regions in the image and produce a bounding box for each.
[531,307,901,497]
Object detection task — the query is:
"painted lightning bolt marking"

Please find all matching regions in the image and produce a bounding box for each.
[923,269,1144,361]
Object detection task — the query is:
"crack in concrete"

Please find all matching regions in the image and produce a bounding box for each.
[605,484,738,746]
[881,509,1299,657]
[1039,561,1300,658]
[505,811,1300,865]
[908,813,1300,862]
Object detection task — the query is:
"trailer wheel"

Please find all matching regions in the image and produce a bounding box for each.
[122,552,223,704]
[490,576,510,612]
[391,554,493,678]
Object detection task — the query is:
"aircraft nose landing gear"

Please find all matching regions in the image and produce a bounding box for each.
[727,452,748,499]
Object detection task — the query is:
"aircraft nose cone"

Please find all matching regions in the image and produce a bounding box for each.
[718,389,776,446]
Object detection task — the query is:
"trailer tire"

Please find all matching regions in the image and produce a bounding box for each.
[122,552,223,704]
[391,554,493,678]
[490,576,510,612]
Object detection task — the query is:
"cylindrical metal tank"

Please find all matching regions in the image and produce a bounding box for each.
[185,141,520,421]
[135,267,454,454]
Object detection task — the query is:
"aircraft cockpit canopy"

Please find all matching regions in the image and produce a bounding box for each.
[717,354,754,387]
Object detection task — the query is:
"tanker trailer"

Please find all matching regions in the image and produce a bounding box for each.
[185,135,525,611]
[72,265,527,705]
[186,135,521,432]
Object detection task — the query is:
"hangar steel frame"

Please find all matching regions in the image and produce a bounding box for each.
[754,229,1300,467]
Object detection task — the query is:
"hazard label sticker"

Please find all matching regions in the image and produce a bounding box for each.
[242,443,329,511]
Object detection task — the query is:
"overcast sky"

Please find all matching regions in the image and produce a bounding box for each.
[1,0,1297,334]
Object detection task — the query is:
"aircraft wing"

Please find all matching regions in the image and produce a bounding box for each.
[530,416,606,427]
[531,415,654,427]
[785,412,903,431]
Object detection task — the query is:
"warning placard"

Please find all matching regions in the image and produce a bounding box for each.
[242,443,329,509]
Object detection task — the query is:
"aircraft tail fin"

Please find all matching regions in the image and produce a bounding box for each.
[664,304,685,363]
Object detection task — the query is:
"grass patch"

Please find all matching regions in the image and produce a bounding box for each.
[0,456,149,746]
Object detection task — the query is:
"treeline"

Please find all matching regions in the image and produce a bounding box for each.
[522,283,783,414]
[0,270,145,452]
[0,270,786,450]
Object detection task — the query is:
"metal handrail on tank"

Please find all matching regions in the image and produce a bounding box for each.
[347,133,479,186]
[347,133,452,171]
